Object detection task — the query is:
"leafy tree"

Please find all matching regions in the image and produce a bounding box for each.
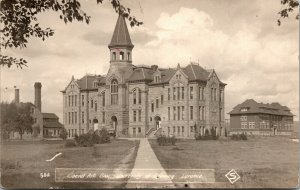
[59,127,68,140]
[278,0,299,25]
[0,0,142,68]
[1,102,33,140]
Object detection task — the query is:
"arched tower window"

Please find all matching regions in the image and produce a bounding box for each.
[112,52,116,61]
[133,90,137,104]
[119,51,124,60]
[127,52,130,61]
[111,79,118,105]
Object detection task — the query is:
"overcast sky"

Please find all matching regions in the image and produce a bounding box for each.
[1,0,299,121]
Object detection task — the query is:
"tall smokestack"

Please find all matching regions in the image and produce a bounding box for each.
[14,88,20,104]
[34,82,42,111]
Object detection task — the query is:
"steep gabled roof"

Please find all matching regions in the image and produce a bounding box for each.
[43,121,63,128]
[128,67,155,82]
[108,15,133,48]
[182,63,210,81]
[76,74,105,90]
[229,99,294,116]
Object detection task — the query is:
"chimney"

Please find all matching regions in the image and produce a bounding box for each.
[14,88,20,104]
[34,82,42,111]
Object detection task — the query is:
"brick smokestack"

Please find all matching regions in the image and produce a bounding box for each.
[34,82,42,111]
[14,88,20,104]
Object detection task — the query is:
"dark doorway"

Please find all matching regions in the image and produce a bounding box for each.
[154,116,161,130]
[93,119,98,131]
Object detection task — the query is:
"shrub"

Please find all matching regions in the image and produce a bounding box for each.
[231,133,247,141]
[65,140,77,147]
[59,127,68,140]
[157,135,176,146]
[195,128,219,140]
[75,129,110,147]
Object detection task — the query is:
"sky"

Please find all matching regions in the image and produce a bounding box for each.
[1,0,299,121]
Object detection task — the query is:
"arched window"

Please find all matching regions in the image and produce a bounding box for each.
[133,90,137,104]
[127,52,130,61]
[112,52,116,60]
[120,51,124,60]
[111,79,118,105]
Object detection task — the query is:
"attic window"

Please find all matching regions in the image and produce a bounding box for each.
[241,107,249,112]
[155,75,161,83]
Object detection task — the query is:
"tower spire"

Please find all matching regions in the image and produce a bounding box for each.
[108,14,134,49]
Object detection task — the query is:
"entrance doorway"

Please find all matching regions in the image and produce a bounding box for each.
[93,119,98,131]
[154,116,161,130]
[111,116,117,136]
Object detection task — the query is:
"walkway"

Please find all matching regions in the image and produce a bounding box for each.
[126,138,174,188]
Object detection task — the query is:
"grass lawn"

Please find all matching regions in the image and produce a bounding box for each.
[150,136,299,188]
[1,139,139,189]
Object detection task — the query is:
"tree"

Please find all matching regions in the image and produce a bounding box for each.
[59,127,68,140]
[1,102,33,140]
[278,0,299,25]
[0,0,142,68]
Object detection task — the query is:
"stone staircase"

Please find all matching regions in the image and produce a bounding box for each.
[146,127,162,139]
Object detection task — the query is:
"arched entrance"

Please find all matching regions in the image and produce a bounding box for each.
[154,116,161,130]
[93,119,98,131]
[111,116,117,136]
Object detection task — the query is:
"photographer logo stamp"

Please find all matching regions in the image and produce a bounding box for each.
[225,169,240,184]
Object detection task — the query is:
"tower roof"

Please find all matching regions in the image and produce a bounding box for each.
[109,15,134,48]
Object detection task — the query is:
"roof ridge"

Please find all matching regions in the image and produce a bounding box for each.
[190,64,197,79]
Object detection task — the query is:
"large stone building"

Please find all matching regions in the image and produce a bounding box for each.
[62,15,226,138]
[228,99,294,136]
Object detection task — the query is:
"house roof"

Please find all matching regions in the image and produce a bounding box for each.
[42,113,59,119]
[108,15,133,48]
[43,121,63,129]
[229,99,294,116]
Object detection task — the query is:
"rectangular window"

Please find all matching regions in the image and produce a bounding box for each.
[82,95,84,106]
[168,107,170,121]
[71,112,74,124]
[199,87,202,100]
[190,126,194,133]
[177,87,180,100]
[138,127,141,133]
[133,111,137,122]
[214,88,217,101]
[202,87,205,100]
[138,90,142,104]
[177,126,180,136]
[161,95,164,105]
[82,112,84,124]
[68,129,70,137]
[138,110,141,122]
[102,93,105,106]
[249,122,255,129]
[241,122,248,129]
[75,129,77,136]
[168,88,170,100]
[102,112,105,123]
[91,99,93,108]
[173,87,176,100]
[71,95,74,106]
[182,126,184,136]
[95,101,97,112]
[177,106,180,120]
[199,106,202,120]
[68,112,71,124]
[190,87,193,100]
[151,101,154,112]
[240,116,247,121]
[75,112,77,124]
[173,106,176,120]
[75,95,77,106]
[156,98,159,108]
[182,106,185,120]
[190,106,193,120]
[202,106,205,120]
[182,87,184,100]
[68,96,71,106]
[211,88,213,101]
